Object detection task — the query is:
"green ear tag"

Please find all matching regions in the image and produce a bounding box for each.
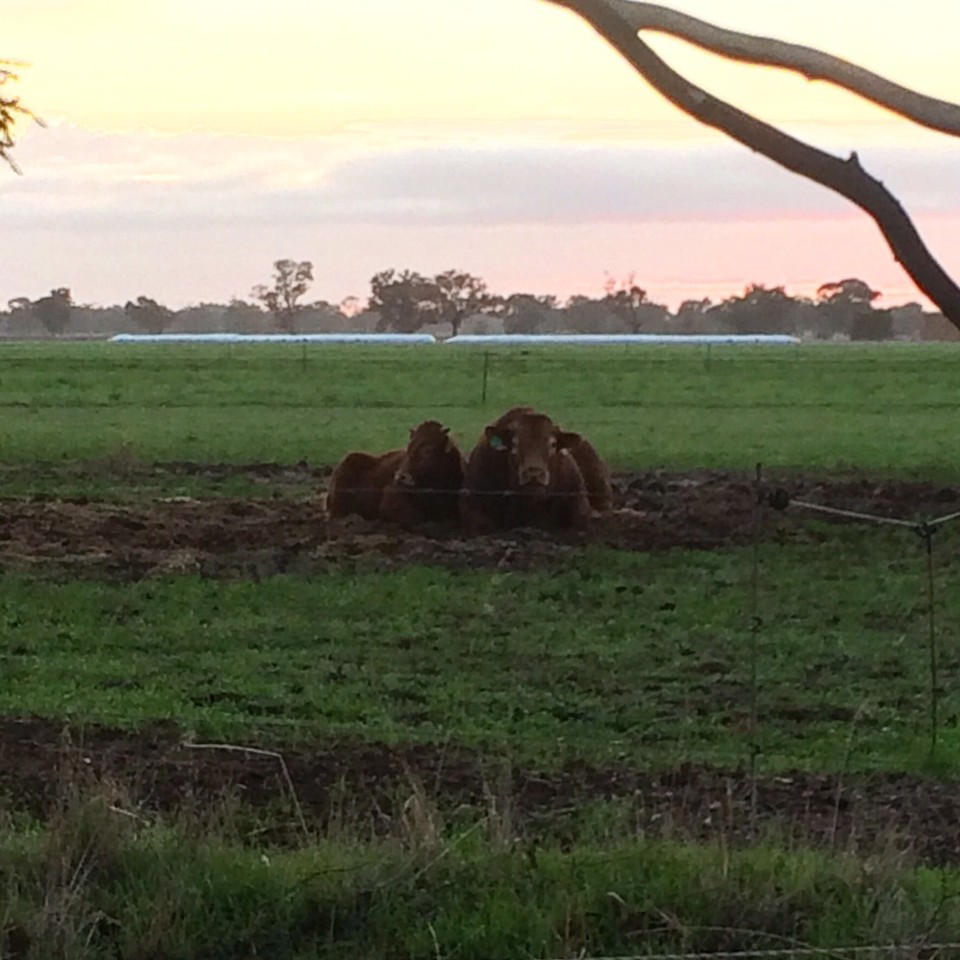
[490,435,505,451]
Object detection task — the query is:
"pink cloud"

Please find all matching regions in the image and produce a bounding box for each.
[3,127,957,312]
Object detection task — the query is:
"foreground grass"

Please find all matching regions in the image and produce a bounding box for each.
[4,788,960,960]
[0,343,958,495]
[3,526,959,773]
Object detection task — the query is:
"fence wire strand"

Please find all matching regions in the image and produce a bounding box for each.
[786,499,927,529]
[556,945,960,960]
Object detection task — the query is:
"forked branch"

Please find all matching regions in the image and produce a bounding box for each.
[543,0,960,328]
[605,1,960,136]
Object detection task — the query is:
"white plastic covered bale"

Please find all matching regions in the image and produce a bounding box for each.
[443,334,801,346]
[109,333,437,344]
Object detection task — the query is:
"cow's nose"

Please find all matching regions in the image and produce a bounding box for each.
[519,465,549,486]
[395,470,416,487]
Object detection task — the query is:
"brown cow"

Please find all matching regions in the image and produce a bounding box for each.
[565,435,613,514]
[460,408,591,533]
[380,420,465,526]
[326,448,405,521]
[492,406,613,514]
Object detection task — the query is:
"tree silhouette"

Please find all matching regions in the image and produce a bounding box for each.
[433,270,495,337]
[674,298,713,334]
[542,1,960,329]
[817,278,888,341]
[602,273,668,333]
[339,296,363,319]
[816,278,882,308]
[124,296,175,335]
[368,270,439,333]
[503,293,557,335]
[715,284,805,335]
[32,288,72,336]
[1,60,42,172]
[251,259,314,333]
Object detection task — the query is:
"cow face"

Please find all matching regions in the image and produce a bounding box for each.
[395,420,455,487]
[485,412,580,492]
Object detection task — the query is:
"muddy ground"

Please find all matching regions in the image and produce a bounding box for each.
[0,467,957,580]
[2,716,960,866]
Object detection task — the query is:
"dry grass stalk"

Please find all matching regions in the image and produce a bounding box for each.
[181,741,309,839]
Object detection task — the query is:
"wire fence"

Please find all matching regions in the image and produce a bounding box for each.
[552,946,960,960]
[2,342,960,412]
[8,469,957,776]
[4,467,960,958]
[2,344,959,959]
[753,468,960,761]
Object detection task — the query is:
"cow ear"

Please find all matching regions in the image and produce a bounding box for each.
[444,435,454,452]
[557,431,581,449]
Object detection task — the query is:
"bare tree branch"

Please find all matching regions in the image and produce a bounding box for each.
[605,1,960,137]
[543,0,960,328]
[1,60,43,173]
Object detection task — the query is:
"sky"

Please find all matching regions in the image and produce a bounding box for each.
[3,0,960,312]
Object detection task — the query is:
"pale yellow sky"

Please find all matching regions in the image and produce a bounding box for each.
[9,0,960,139]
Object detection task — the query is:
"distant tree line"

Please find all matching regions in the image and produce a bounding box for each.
[3,262,957,341]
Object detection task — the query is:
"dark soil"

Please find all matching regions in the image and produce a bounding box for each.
[0,468,956,581]
[3,716,960,866]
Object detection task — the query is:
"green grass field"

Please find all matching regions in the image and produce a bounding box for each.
[2,534,959,773]
[2,340,959,958]
[0,341,957,482]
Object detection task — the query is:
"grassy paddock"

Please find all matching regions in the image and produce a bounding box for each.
[0,341,957,477]
[3,530,959,772]
[3,339,960,956]
[3,784,960,960]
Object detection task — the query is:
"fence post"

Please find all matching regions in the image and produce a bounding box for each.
[922,525,940,756]
[481,351,491,406]
[748,461,764,834]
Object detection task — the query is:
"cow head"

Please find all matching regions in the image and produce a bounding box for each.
[395,420,456,487]
[485,412,580,492]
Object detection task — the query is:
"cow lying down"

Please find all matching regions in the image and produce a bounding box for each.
[459,407,607,534]
[327,420,464,525]
[381,420,464,525]
[327,407,612,533]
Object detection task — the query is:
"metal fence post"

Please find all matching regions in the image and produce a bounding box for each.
[748,461,764,832]
[921,525,940,756]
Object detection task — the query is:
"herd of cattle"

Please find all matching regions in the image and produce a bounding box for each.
[326,406,613,534]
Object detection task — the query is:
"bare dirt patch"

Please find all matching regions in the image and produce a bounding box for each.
[2,716,960,865]
[0,469,956,580]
